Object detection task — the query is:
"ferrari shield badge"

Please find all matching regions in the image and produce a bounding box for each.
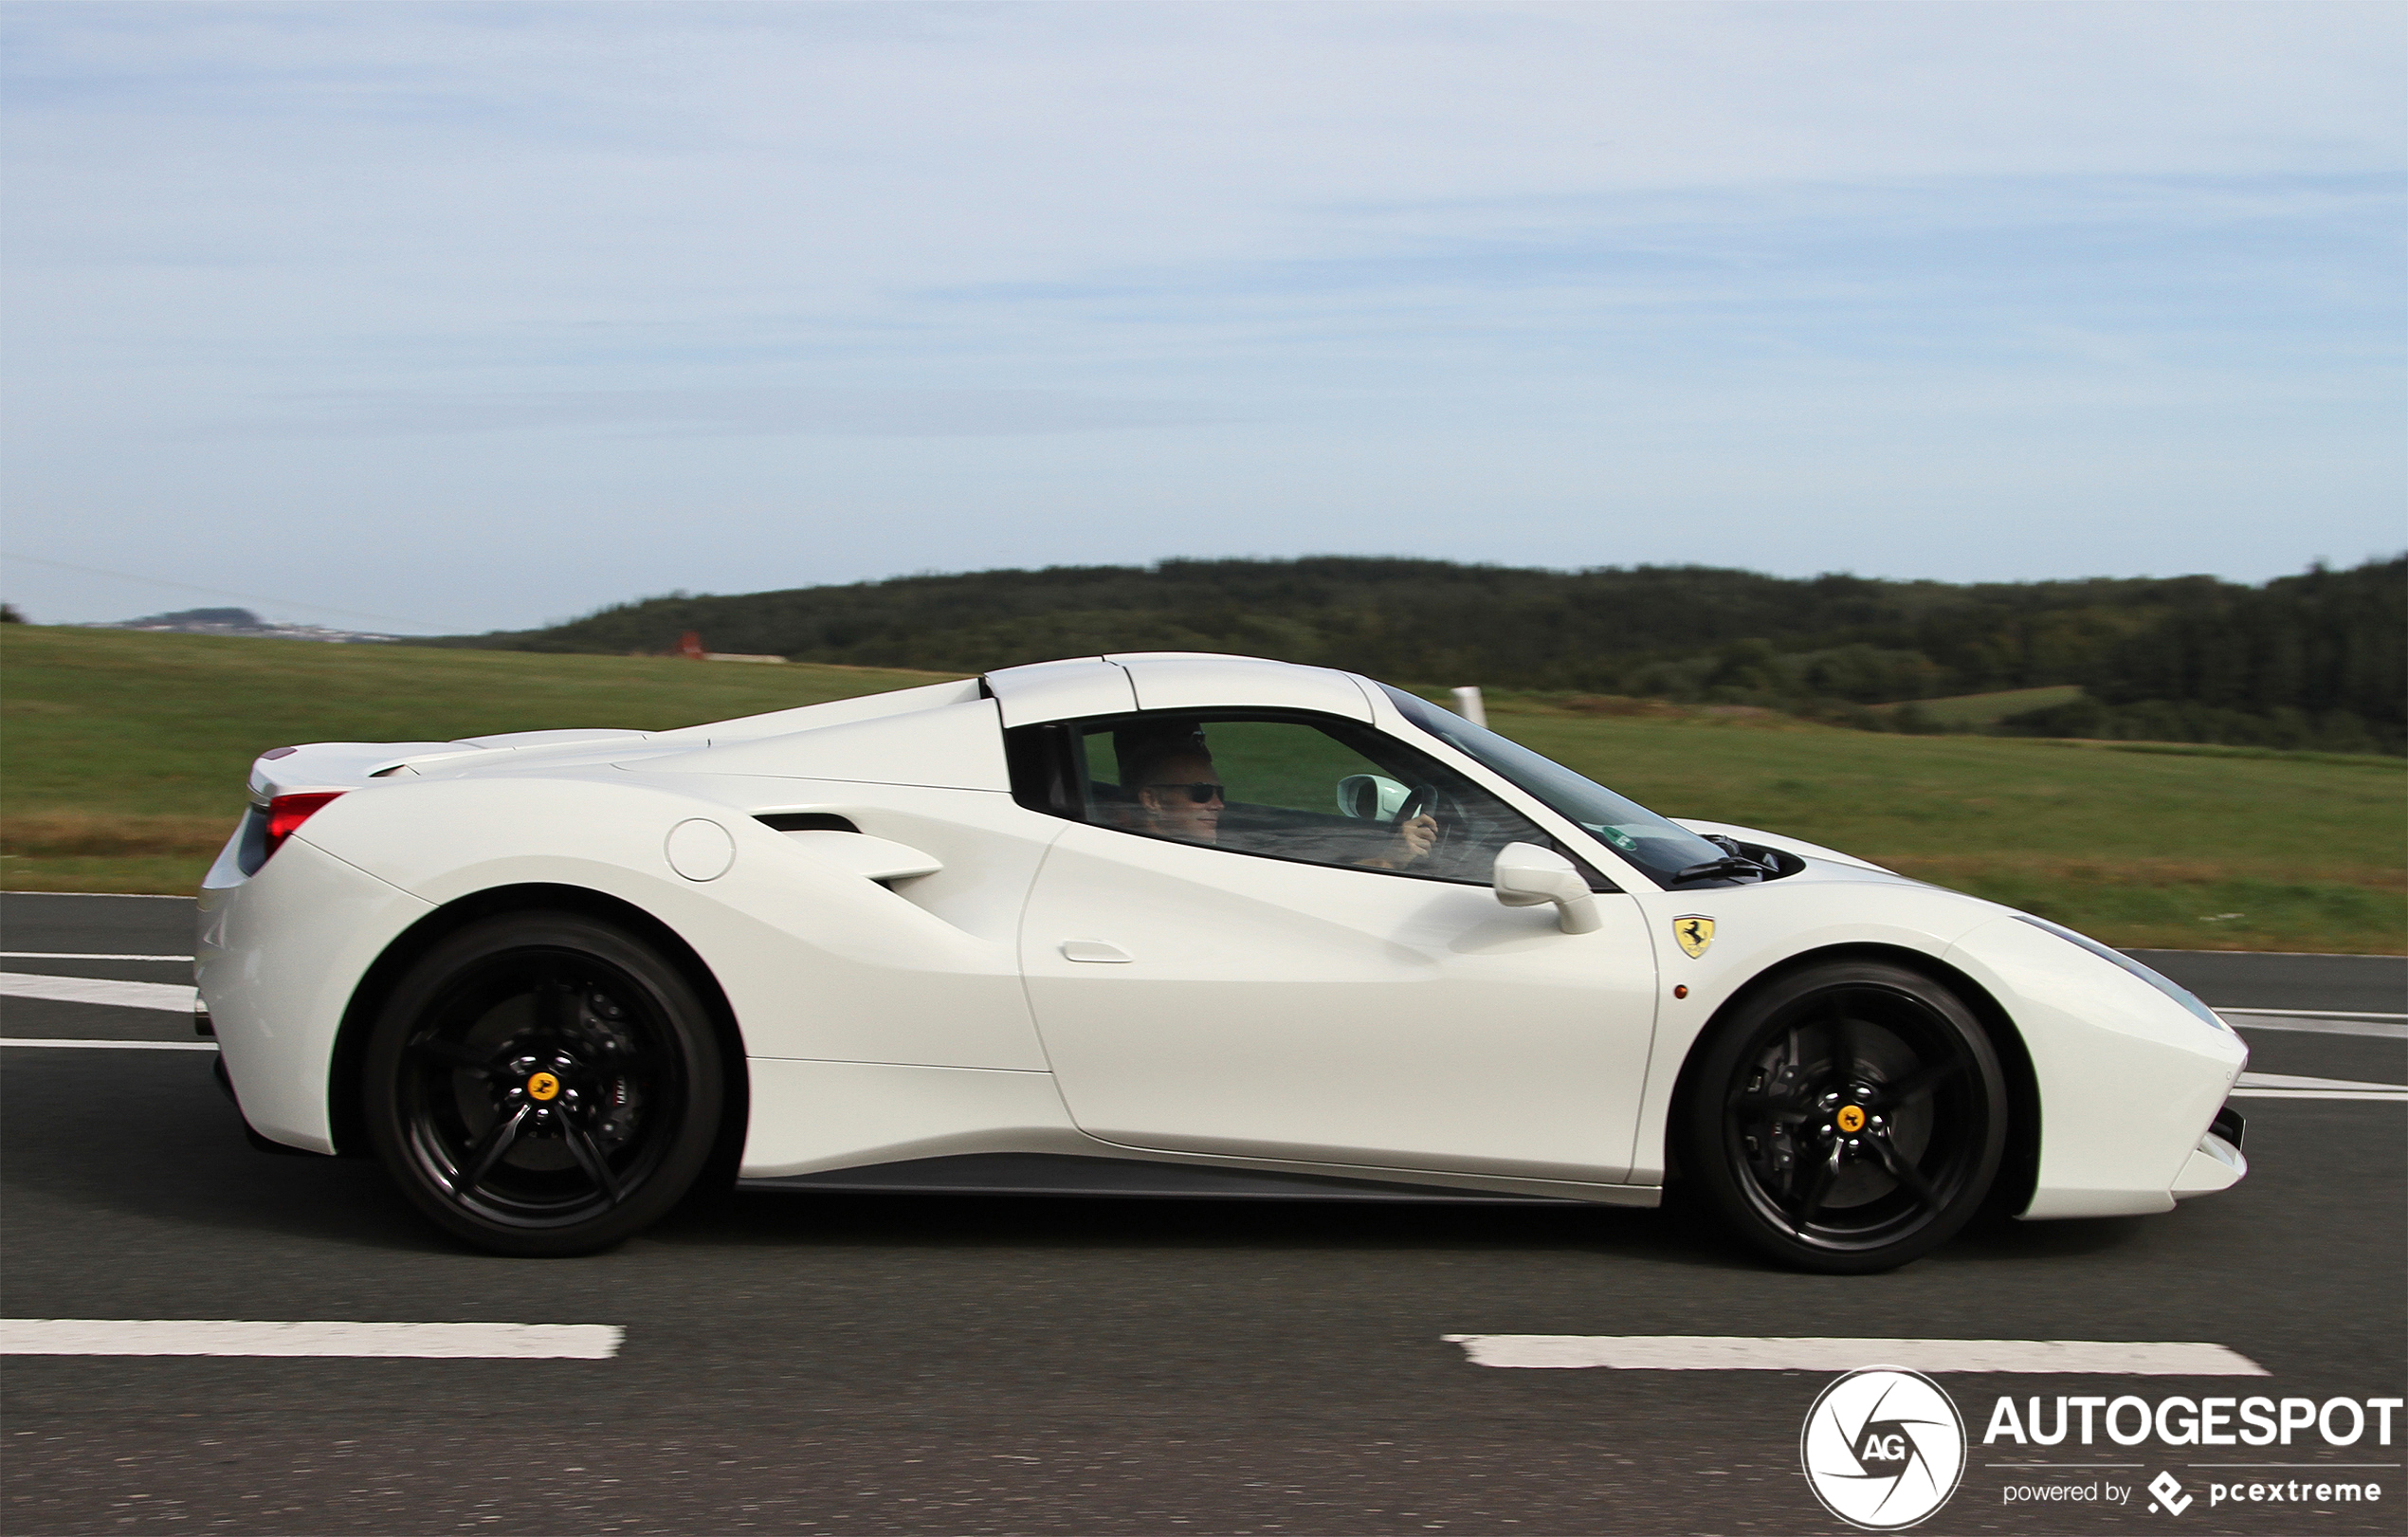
[1672,914,1715,959]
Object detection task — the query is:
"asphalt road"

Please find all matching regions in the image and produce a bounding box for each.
[2129,949,2406,1017]
[4,893,2402,1536]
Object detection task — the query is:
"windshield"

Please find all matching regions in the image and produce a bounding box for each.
[1380,685,1734,887]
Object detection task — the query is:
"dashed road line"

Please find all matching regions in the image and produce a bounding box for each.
[2222,1012,2408,1040]
[1,1320,623,1359]
[2231,1070,2408,1102]
[1,1037,215,1052]
[0,890,191,898]
[0,972,196,1012]
[1441,1336,2269,1374]
[2219,1008,2406,1021]
[0,951,193,962]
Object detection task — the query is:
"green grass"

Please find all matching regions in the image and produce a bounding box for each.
[1879,684,2083,726]
[1,627,954,890]
[1487,705,2403,953]
[6,627,2401,953]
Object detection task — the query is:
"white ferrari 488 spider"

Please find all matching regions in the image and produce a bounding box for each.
[195,653,2249,1271]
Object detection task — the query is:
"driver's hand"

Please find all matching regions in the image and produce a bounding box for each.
[1394,814,1437,863]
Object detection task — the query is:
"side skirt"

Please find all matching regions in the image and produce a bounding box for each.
[739,1151,1599,1204]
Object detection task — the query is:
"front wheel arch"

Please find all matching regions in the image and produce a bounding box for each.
[1663,942,2040,1223]
[329,885,748,1193]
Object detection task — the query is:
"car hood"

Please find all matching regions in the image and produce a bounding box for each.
[1670,818,1906,879]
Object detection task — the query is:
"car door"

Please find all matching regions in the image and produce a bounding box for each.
[1013,709,1659,1183]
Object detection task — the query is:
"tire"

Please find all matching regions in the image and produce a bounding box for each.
[361,912,726,1256]
[1678,960,2007,1274]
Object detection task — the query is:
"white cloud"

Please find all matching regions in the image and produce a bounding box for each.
[1,2,2400,629]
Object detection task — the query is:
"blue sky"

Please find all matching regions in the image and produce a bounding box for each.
[3,2,2401,633]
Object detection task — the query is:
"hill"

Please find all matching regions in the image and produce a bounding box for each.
[4,625,2399,953]
[442,555,2406,754]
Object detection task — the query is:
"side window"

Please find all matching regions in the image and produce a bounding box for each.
[1019,710,1600,887]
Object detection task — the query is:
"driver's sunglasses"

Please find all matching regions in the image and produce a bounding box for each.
[1149,781,1226,805]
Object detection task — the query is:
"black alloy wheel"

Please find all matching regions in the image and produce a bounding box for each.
[362,912,725,1256]
[1679,960,2007,1273]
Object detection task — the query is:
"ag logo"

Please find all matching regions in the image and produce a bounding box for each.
[1799,1367,1965,1529]
[1672,914,1715,959]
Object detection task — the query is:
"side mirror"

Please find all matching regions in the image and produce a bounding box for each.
[1335,773,1408,820]
[1492,842,1603,935]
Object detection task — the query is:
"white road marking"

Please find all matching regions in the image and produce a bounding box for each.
[0,890,192,899]
[1,1320,623,1359]
[2219,1008,2407,1021]
[2231,1069,2408,1102]
[0,972,198,1013]
[2233,1092,2404,1102]
[1,1037,215,1052]
[0,952,192,962]
[1441,1336,2268,1374]
[2222,1012,2408,1040]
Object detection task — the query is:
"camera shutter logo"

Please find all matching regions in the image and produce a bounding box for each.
[1799,1367,1967,1529]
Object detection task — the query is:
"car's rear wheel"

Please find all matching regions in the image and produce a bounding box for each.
[362,912,724,1256]
[1679,959,2006,1273]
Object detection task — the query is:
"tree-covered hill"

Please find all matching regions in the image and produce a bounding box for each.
[445,555,2405,752]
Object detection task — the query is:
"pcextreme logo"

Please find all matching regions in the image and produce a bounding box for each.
[1800,1367,1968,1529]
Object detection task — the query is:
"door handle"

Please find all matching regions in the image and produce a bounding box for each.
[1060,940,1132,964]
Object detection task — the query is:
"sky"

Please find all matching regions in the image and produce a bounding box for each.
[2,2,2401,635]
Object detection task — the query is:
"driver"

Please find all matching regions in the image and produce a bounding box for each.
[1120,731,1437,868]
[1126,740,1226,844]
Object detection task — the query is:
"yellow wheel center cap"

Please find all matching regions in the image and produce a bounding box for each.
[526,1071,561,1102]
[1835,1104,1866,1134]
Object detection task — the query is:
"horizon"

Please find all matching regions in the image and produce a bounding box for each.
[18,546,2408,637]
[22,547,2404,639]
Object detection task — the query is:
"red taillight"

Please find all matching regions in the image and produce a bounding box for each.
[263,792,344,862]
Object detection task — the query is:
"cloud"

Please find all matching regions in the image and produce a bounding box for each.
[0,3,2400,629]
[261,385,1234,438]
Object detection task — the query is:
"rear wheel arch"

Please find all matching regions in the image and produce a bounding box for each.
[329,884,748,1180]
[1665,942,2040,1219]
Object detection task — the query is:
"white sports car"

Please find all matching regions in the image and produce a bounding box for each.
[195,652,2249,1271]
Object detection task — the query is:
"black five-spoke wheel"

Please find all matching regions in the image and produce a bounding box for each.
[1680,960,2007,1273]
[363,913,726,1256]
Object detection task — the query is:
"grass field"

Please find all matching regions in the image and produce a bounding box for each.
[1881,684,2084,726]
[5,627,2400,953]
[1,628,949,894]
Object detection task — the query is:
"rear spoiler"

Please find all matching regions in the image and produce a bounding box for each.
[241,679,988,801]
[245,731,651,803]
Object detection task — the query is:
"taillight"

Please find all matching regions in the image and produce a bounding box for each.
[262,792,344,863]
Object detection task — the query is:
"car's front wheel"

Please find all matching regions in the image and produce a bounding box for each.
[1679,959,2007,1273]
[362,912,725,1256]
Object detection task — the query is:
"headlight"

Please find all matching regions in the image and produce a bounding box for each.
[2015,914,2229,1033]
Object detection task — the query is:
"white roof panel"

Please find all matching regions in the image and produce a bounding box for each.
[981,656,1140,727]
[1109,653,1375,722]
